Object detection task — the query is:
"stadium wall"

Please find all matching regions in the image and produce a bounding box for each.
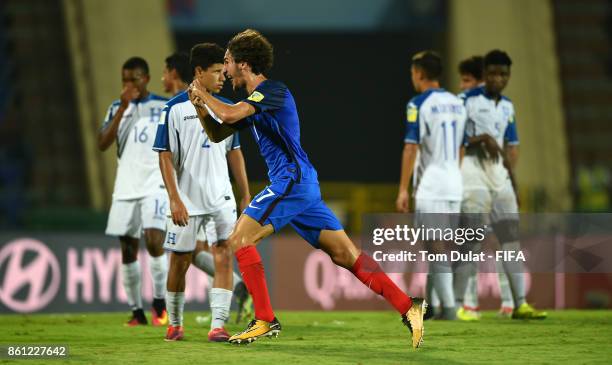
[62,0,174,210]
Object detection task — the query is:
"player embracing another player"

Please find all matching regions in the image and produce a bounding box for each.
[161,51,253,323]
[153,43,247,342]
[454,55,516,321]
[188,29,427,349]
[454,50,546,320]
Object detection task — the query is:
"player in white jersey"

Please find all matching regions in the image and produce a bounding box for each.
[153,43,246,342]
[98,57,169,327]
[161,51,253,323]
[397,51,467,320]
[457,50,546,320]
[454,55,515,321]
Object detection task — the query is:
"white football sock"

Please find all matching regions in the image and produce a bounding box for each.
[148,254,168,300]
[500,241,526,307]
[464,273,479,309]
[496,261,514,308]
[210,288,233,329]
[166,291,185,327]
[427,273,440,308]
[121,261,142,310]
[430,261,455,315]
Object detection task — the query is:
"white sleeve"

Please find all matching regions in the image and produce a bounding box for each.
[102,103,119,129]
[225,135,233,152]
[167,109,179,159]
[204,104,224,124]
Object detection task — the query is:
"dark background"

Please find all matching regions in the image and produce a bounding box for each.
[176,32,444,182]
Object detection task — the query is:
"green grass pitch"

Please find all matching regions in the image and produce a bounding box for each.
[2,310,611,364]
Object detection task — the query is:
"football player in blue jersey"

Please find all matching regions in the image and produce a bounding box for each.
[189,29,427,348]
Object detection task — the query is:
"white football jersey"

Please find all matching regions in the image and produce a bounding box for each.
[460,86,519,190]
[102,93,168,200]
[461,86,519,149]
[405,88,467,201]
[153,91,239,216]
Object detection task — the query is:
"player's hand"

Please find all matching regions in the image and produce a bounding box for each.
[170,197,189,227]
[481,135,503,163]
[188,80,207,106]
[396,190,411,213]
[120,85,140,108]
[239,195,251,213]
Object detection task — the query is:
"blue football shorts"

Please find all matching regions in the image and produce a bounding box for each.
[243,178,343,248]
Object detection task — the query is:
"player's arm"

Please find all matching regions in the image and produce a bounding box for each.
[459,109,468,165]
[502,112,520,203]
[199,92,255,124]
[505,145,519,170]
[227,148,251,212]
[466,134,503,162]
[159,152,189,227]
[192,100,239,143]
[153,107,189,226]
[97,85,139,151]
[397,143,418,213]
[503,115,519,170]
[397,102,421,213]
[501,146,520,206]
[190,79,255,123]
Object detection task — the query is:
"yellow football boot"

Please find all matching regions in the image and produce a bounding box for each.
[402,298,427,349]
[228,317,282,344]
[512,303,548,320]
[456,307,481,321]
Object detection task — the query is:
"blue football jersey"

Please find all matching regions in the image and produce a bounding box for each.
[241,80,317,183]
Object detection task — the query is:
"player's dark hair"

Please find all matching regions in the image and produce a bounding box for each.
[411,50,442,80]
[122,57,149,75]
[227,29,273,75]
[165,52,192,83]
[484,50,512,68]
[458,55,484,80]
[190,43,225,72]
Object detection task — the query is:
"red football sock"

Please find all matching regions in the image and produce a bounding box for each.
[235,246,275,322]
[350,253,412,314]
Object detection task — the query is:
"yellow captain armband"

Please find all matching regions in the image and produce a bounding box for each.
[247,91,265,102]
[407,106,418,123]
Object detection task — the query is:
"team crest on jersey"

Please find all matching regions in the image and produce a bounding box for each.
[407,106,418,123]
[247,91,265,102]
